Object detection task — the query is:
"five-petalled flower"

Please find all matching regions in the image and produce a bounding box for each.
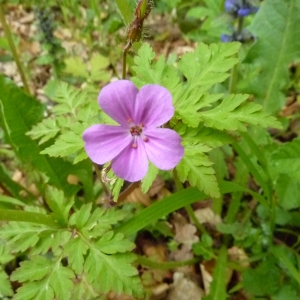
[82,80,184,182]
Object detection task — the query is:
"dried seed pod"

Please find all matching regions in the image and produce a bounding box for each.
[125,0,153,47]
[135,0,152,20]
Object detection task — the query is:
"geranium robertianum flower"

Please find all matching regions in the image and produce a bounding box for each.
[83,80,184,182]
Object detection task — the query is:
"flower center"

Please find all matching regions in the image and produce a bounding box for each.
[130,125,143,136]
[128,120,149,148]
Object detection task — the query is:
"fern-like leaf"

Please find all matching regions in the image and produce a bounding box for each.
[84,249,143,297]
[200,94,282,131]
[0,267,13,297]
[26,118,60,145]
[178,42,240,92]
[12,256,74,300]
[176,144,220,198]
[131,43,180,90]
[96,231,135,254]
[52,82,86,116]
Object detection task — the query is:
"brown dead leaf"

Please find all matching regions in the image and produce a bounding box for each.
[228,246,249,268]
[126,185,151,206]
[166,272,204,300]
[170,213,199,262]
[194,207,222,226]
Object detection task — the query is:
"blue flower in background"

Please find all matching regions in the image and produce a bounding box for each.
[221,30,255,43]
[225,0,258,17]
[221,34,234,43]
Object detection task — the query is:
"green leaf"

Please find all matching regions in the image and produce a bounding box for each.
[204,246,228,300]
[0,75,83,195]
[176,145,220,198]
[71,273,98,300]
[12,257,74,300]
[26,118,60,145]
[178,42,240,92]
[52,82,86,116]
[199,94,282,131]
[96,232,135,254]
[0,222,41,252]
[174,92,223,128]
[115,0,135,25]
[84,249,143,297]
[141,162,159,193]
[272,285,300,300]
[270,138,300,209]
[85,207,127,237]
[115,188,207,237]
[275,174,300,210]
[132,43,180,90]
[111,178,124,201]
[40,131,86,162]
[49,263,75,300]
[13,281,53,300]
[272,245,300,285]
[64,56,89,78]
[0,267,13,297]
[0,242,14,264]
[64,238,88,274]
[45,186,74,225]
[0,194,26,207]
[242,255,281,296]
[90,53,110,82]
[11,256,52,282]
[69,203,93,230]
[246,0,300,113]
[271,138,300,181]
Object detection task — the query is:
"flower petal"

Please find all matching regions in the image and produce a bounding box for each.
[83,125,132,164]
[112,138,148,182]
[143,128,184,169]
[98,80,138,126]
[134,84,174,127]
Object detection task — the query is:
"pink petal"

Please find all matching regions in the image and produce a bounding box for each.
[112,138,148,182]
[83,125,132,164]
[143,128,184,170]
[134,85,174,127]
[98,80,138,126]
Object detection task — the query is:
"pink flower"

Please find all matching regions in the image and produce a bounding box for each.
[82,80,184,182]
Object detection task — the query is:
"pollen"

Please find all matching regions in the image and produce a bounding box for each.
[132,143,137,148]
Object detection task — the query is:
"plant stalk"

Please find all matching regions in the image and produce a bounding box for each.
[0,4,30,94]
[0,209,59,227]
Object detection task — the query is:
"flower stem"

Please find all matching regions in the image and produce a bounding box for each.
[0,209,59,227]
[0,4,30,94]
[122,41,131,79]
[93,163,110,197]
